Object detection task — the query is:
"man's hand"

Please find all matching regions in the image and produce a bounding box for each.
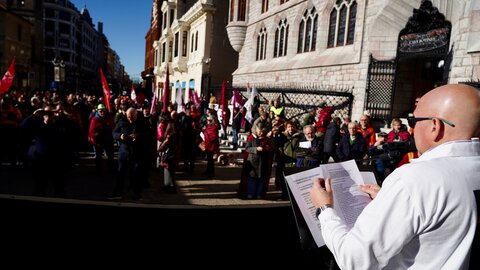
[310,177,333,208]
[360,183,381,199]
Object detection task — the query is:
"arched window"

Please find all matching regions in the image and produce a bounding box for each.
[274,19,289,58]
[256,27,268,61]
[297,7,318,53]
[327,0,357,48]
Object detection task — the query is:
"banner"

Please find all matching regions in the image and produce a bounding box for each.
[150,80,157,115]
[244,85,258,124]
[219,80,228,129]
[99,68,112,113]
[130,84,136,102]
[0,57,16,94]
[162,66,170,113]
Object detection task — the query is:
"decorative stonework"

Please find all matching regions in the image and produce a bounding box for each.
[226,22,247,53]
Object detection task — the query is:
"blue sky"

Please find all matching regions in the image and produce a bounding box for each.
[71,0,152,81]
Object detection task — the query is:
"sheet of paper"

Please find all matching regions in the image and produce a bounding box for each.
[285,167,326,247]
[322,161,372,229]
[299,141,311,148]
[285,160,374,247]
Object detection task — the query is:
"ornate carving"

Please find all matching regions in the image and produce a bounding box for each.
[400,0,449,35]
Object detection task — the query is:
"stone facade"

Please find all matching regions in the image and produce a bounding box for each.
[227,0,480,121]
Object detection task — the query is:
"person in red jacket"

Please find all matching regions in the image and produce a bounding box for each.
[202,115,219,178]
[88,103,115,174]
[387,118,410,143]
[358,114,376,148]
[314,102,334,137]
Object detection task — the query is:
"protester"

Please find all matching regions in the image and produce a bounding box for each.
[88,103,115,174]
[310,84,480,269]
[111,107,151,200]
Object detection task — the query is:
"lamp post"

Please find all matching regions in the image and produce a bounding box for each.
[52,57,65,92]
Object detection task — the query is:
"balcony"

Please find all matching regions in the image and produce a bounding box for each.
[226,21,247,53]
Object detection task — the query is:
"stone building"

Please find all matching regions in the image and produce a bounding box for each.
[152,0,238,105]
[227,0,480,121]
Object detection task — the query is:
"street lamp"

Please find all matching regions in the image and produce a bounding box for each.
[52,57,65,92]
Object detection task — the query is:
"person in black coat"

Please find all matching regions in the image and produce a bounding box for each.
[111,107,151,200]
[336,122,367,162]
[322,117,342,163]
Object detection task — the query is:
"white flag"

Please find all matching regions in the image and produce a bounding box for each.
[244,85,258,124]
[130,84,136,103]
[175,83,184,112]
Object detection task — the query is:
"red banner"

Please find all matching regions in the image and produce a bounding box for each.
[99,68,112,113]
[0,57,16,94]
[162,66,170,113]
[220,80,227,129]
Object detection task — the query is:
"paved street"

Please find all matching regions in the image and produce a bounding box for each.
[0,152,289,206]
[0,153,338,268]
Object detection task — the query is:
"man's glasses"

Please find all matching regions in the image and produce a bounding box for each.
[407,116,455,128]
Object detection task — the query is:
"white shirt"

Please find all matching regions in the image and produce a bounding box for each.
[319,139,480,269]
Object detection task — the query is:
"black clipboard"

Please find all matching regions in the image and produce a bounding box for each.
[284,164,379,250]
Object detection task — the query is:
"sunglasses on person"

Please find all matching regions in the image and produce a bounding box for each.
[407,116,455,128]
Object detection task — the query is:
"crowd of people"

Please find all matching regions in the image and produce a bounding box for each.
[0,87,448,201]
[1,83,479,268]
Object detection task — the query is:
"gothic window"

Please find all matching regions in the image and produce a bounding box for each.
[256,27,268,61]
[238,0,246,21]
[262,0,269,13]
[274,19,289,58]
[327,0,357,48]
[297,7,318,53]
[280,0,289,4]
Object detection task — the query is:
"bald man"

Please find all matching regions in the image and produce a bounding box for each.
[310,84,480,269]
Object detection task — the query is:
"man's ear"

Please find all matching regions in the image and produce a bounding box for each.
[432,118,445,142]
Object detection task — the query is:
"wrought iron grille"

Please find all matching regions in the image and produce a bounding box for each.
[211,84,353,124]
[365,55,396,121]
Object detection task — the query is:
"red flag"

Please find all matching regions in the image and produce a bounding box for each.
[0,57,16,94]
[232,88,244,108]
[191,88,201,110]
[99,68,112,113]
[220,80,227,129]
[162,66,170,113]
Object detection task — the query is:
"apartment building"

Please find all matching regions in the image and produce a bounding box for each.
[152,0,238,104]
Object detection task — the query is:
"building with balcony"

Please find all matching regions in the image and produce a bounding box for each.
[227,0,480,121]
[142,0,165,100]
[152,0,238,106]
